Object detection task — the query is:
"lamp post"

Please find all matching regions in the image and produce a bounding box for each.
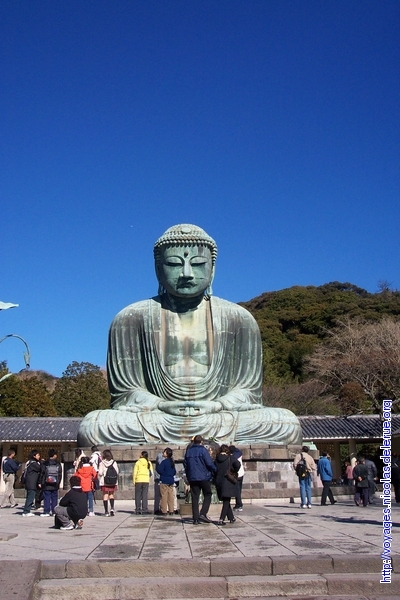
[0,300,30,383]
[0,301,19,311]
[0,334,31,383]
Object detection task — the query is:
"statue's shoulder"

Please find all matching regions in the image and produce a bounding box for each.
[211,296,258,325]
[111,297,160,324]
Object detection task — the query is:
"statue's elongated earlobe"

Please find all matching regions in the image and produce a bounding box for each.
[204,283,213,298]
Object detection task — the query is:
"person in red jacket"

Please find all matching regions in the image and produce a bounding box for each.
[76,456,97,516]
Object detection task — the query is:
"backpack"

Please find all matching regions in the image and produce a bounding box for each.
[20,460,30,485]
[295,454,309,479]
[104,461,118,486]
[20,468,27,485]
[45,463,59,484]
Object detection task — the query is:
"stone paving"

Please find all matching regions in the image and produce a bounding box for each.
[0,498,398,562]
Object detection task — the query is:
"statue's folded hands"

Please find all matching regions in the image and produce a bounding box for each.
[158,400,223,416]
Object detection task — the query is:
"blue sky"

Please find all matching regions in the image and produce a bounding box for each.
[1,1,399,377]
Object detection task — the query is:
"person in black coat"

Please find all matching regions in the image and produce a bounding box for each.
[22,450,43,516]
[353,456,369,507]
[214,444,240,526]
[54,475,88,530]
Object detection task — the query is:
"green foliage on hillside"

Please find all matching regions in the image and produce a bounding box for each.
[241,281,400,386]
[0,361,57,416]
[52,361,110,417]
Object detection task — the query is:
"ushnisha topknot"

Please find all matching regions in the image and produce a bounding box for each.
[154,224,218,265]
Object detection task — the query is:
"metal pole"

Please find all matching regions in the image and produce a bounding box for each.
[0,334,31,370]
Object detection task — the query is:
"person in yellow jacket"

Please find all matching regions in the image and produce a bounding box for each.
[133,450,153,514]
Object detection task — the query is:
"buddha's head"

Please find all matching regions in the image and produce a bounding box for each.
[154,224,217,299]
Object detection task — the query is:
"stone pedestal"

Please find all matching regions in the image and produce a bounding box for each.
[63,443,317,501]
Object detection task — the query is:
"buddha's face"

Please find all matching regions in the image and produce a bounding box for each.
[157,244,213,298]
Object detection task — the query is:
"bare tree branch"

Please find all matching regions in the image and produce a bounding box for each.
[305,317,400,414]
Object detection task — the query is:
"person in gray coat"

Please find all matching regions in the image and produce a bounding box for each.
[214,444,240,526]
[365,456,378,504]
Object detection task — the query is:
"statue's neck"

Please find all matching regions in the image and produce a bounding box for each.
[162,292,208,313]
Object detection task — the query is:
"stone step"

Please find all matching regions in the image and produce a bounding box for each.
[33,573,400,600]
[40,554,394,579]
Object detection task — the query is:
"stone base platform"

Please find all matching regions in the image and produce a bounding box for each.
[62,443,319,501]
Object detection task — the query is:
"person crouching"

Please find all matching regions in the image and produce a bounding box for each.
[54,475,87,530]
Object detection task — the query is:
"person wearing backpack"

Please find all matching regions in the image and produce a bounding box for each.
[40,449,63,517]
[98,449,119,516]
[293,446,316,509]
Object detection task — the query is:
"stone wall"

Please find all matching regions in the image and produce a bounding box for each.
[63,443,316,501]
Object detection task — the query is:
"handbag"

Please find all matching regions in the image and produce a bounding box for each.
[225,457,238,484]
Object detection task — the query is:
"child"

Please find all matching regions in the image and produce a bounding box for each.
[54,475,87,530]
[133,450,153,514]
[76,456,97,516]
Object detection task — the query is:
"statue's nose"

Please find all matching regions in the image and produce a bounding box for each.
[181,262,193,278]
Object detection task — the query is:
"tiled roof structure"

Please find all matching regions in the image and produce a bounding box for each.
[299,414,400,440]
[0,415,398,444]
[0,417,81,442]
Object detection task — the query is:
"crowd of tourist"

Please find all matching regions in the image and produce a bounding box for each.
[293,445,383,509]
[0,439,397,531]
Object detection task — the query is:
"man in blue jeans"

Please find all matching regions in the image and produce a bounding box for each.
[294,445,316,509]
[184,435,216,525]
[317,451,337,505]
[40,449,63,517]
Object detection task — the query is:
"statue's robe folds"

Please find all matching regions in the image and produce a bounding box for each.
[78,296,302,446]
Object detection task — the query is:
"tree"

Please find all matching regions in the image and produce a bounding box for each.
[377,279,393,293]
[305,317,400,414]
[0,362,57,416]
[0,365,24,416]
[337,382,370,415]
[20,376,57,416]
[0,360,9,379]
[52,361,110,417]
[263,380,337,415]
[242,281,400,387]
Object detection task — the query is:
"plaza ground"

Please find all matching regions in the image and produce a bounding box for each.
[0,497,399,598]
